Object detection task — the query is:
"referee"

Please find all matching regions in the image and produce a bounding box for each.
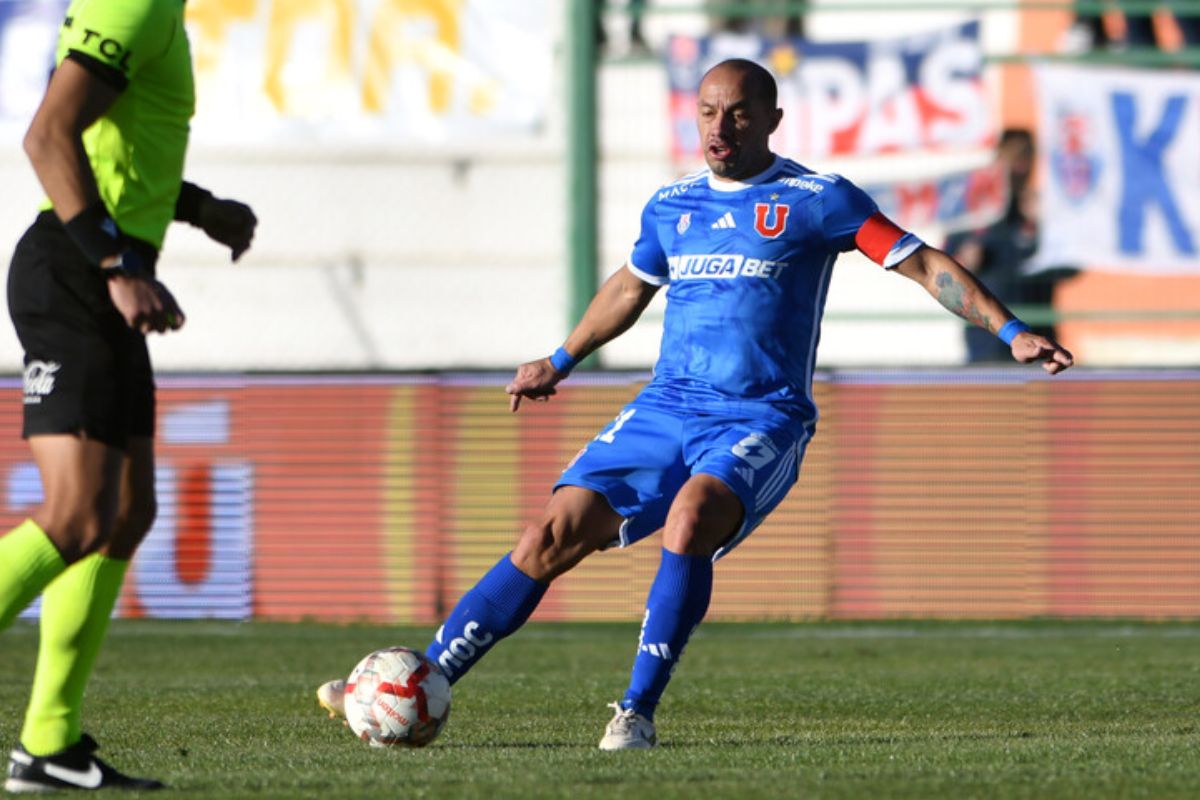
[0,0,256,792]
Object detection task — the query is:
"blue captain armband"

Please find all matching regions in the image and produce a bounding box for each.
[549,347,579,374]
[998,319,1031,345]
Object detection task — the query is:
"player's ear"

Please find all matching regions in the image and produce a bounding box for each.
[768,108,783,135]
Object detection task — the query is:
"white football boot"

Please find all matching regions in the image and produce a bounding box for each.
[598,702,657,750]
[316,679,347,721]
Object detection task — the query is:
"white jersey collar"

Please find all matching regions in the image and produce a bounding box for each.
[706,155,785,192]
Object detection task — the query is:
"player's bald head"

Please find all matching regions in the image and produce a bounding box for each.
[700,59,778,112]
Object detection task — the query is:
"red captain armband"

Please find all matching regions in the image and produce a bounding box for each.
[855,212,909,267]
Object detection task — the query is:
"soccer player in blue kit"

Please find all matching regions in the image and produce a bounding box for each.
[319,58,1074,749]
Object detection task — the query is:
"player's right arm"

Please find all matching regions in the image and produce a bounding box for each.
[508,191,668,412]
[507,266,660,412]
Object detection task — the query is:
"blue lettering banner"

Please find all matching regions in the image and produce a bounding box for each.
[666,23,994,160]
[1036,64,1200,274]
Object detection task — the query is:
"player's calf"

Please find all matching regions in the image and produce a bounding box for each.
[423,552,546,684]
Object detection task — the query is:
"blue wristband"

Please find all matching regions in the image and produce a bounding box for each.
[549,346,578,373]
[997,319,1031,345]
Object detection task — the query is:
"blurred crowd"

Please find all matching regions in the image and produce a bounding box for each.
[944,131,1079,364]
[1061,1,1200,52]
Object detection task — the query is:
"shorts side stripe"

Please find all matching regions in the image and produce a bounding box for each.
[755,438,807,513]
[755,447,797,512]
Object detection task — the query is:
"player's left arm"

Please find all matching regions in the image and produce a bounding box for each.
[175,183,257,262]
[893,246,1074,375]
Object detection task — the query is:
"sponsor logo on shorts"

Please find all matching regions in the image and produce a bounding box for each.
[732,432,778,469]
[23,360,61,404]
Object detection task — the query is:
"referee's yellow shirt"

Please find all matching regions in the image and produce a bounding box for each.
[41,0,194,250]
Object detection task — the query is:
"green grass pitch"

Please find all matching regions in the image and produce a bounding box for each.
[2,620,1198,798]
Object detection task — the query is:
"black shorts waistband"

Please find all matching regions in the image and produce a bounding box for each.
[34,210,160,275]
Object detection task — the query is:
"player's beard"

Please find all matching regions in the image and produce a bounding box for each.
[708,146,773,182]
[706,141,739,178]
[707,156,735,177]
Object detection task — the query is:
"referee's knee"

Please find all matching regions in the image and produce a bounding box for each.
[104,497,157,560]
[34,507,109,564]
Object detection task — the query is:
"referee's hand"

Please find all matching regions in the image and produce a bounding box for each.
[197,196,257,262]
[107,274,186,334]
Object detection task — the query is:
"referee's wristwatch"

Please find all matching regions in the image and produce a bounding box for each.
[101,250,144,280]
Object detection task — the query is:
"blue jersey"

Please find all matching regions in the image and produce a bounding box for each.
[628,156,921,429]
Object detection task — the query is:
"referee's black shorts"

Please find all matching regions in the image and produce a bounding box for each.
[7,211,155,448]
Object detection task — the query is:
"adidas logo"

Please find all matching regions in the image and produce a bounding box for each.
[640,642,673,660]
[711,212,736,229]
[736,466,755,488]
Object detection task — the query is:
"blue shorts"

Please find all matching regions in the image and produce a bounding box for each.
[555,401,811,561]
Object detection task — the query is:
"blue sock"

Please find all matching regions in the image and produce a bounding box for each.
[425,553,546,685]
[622,548,713,720]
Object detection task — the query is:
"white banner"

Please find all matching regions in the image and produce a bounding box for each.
[666,23,994,161]
[0,0,553,147]
[1035,64,1200,274]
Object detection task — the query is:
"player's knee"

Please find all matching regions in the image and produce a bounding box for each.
[662,505,730,557]
[512,516,584,582]
[662,511,708,556]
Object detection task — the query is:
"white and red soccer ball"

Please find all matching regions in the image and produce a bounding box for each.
[344,647,451,748]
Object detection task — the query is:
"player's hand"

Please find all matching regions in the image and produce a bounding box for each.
[107,274,186,334]
[506,358,564,412]
[197,196,257,262]
[1012,332,1073,375]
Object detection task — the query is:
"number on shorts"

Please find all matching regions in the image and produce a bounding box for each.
[595,408,636,444]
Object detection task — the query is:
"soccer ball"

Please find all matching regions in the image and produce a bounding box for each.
[344,647,451,748]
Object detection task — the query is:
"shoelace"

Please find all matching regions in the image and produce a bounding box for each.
[606,702,641,731]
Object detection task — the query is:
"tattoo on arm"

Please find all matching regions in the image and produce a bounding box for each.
[935,272,994,332]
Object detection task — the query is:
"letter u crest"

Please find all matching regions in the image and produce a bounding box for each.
[753,203,789,238]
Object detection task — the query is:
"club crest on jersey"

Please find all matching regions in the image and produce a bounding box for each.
[676,213,691,234]
[753,203,789,239]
